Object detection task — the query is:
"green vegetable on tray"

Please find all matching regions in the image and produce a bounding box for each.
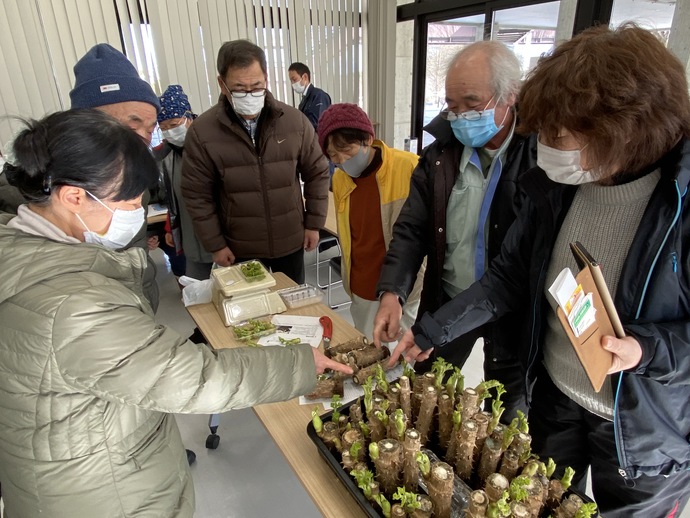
[278,336,302,345]
[231,319,276,341]
[240,261,266,281]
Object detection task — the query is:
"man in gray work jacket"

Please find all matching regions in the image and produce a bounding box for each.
[374,41,537,421]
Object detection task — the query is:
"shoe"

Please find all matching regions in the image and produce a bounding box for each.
[188,327,206,344]
[186,449,196,465]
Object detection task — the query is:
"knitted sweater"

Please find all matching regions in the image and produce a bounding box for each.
[543,170,661,419]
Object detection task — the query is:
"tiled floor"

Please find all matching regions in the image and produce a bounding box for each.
[152,248,688,518]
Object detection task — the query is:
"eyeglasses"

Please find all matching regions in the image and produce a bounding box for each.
[230,88,266,98]
[441,95,495,122]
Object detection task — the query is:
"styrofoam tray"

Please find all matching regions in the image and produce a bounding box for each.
[217,290,287,326]
[211,261,276,299]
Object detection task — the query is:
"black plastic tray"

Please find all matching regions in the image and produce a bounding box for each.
[306,397,599,518]
[307,397,474,518]
[306,399,390,518]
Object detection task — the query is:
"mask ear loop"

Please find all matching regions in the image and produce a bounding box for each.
[496,104,510,129]
[75,212,92,233]
[85,190,115,214]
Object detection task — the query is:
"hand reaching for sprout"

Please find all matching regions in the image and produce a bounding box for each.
[603,335,642,374]
[387,329,433,368]
[313,348,354,375]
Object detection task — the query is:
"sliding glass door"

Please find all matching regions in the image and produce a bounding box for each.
[420,1,561,147]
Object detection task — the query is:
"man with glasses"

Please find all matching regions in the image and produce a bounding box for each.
[374,41,538,421]
[182,40,330,284]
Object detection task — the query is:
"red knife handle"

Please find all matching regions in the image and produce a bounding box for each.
[319,315,333,340]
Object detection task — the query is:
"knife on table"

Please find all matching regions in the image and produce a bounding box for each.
[319,315,333,349]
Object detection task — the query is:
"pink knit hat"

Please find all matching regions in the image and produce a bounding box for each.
[317,103,375,154]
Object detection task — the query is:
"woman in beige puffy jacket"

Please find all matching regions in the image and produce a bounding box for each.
[0,109,350,518]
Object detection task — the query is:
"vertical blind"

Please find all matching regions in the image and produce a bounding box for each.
[0,0,368,149]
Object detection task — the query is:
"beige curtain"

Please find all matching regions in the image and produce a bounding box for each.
[0,0,369,150]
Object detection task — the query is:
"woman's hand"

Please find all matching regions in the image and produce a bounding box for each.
[387,329,433,368]
[312,348,354,375]
[603,335,642,374]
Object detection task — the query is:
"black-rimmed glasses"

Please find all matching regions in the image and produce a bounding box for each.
[230,88,266,98]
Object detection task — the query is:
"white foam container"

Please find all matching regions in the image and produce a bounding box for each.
[216,290,287,327]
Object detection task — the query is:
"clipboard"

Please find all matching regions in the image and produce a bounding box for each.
[555,242,623,392]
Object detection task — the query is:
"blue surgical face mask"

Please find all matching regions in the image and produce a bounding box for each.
[450,111,501,148]
[447,96,506,148]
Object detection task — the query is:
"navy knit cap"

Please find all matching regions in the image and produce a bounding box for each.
[158,85,194,123]
[317,103,375,154]
[69,44,160,111]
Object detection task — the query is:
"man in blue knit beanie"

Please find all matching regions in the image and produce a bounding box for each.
[73,57,198,467]
[69,43,161,312]
[70,43,160,144]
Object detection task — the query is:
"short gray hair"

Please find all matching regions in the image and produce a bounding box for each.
[447,41,522,104]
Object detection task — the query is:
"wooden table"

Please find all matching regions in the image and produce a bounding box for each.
[187,272,366,518]
[147,203,168,224]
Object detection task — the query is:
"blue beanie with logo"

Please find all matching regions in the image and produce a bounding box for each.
[69,44,160,111]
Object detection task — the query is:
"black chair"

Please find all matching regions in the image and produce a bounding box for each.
[315,229,340,289]
[326,256,352,309]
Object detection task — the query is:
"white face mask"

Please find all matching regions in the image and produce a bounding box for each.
[537,141,597,185]
[77,191,145,249]
[291,81,306,95]
[161,120,188,146]
[230,91,265,117]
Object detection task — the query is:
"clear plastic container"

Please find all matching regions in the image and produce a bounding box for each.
[231,319,277,341]
[239,260,267,283]
[211,262,275,300]
[278,284,324,309]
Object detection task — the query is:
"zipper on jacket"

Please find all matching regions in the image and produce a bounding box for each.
[257,155,274,257]
[527,259,547,386]
[612,372,629,478]
[634,180,682,319]
[612,179,683,477]
[671,252,678,273]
